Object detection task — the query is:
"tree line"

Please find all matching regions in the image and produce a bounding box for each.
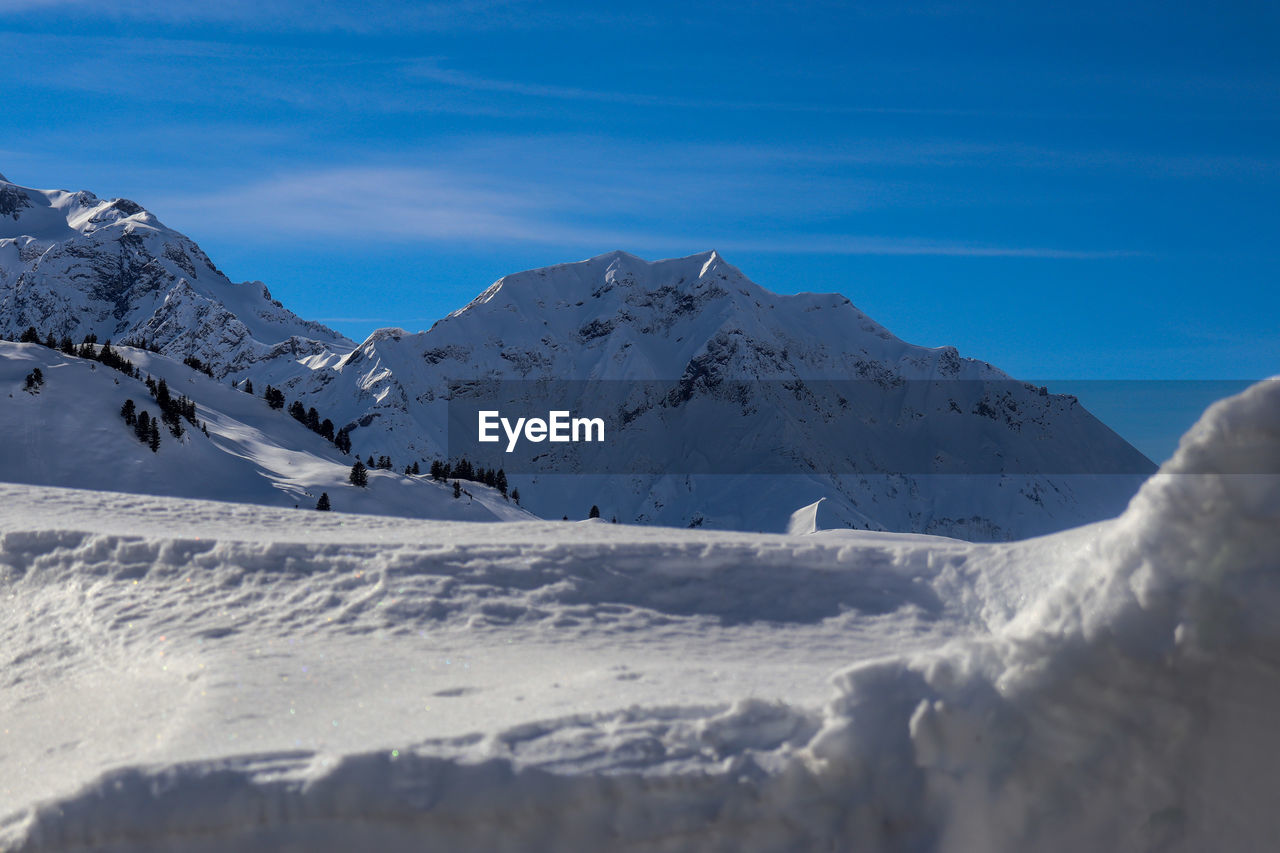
[19,326,139,377]
[429,458,511,500]
[346,456,520,505]
[14,326,215,448]
[253,382,353,455]
[120,399,161,452]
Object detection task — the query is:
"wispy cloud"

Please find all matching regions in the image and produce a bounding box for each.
[404,61,1017,118]
[0,0,551,33]
[718,237,1138,259]
[313,317,439,325]
[150,163,1135,260]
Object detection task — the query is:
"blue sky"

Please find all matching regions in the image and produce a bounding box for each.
[1,0,1276,458]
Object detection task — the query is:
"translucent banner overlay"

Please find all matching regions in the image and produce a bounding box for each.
[442,379,1275,476]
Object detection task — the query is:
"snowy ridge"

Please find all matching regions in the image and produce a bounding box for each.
[1,379,1277,850]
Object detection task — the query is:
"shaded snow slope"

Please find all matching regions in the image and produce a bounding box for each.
[0,175,351,374]
[0,341,530,522]
[1,379,1275,851]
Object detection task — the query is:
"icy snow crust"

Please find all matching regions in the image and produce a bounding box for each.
[2,379,1276,851]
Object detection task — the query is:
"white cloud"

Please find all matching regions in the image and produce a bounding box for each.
[150,163,1133,260]
[0,0,538,32]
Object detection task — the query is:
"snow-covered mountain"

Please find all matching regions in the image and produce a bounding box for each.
[0,173,352,373]
[0,173,1155,537]
[273,250,1154,537]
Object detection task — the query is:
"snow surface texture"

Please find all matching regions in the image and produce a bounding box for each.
[1,379,1276,851]
[0,173,1154,538]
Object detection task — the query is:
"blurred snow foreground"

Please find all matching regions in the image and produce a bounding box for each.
[1,379,1278,852]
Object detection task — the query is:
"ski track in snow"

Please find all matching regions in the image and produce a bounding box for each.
[0,379,1278,850]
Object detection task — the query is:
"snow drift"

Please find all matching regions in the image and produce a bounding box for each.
[0,378,1275,851]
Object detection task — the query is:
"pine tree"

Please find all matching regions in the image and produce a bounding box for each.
[148,419,161,453]
[430,459,443,480]
[289,400,306,423]
[411,461,420,476]
[244,379,254,395]
[511,487,520,505]
[316,492,331,511]
[19,326,39,343]
[320,418,335,442]
[44,332,56,349]
[120,399,137,426]
[367,455,375,467]
[334,427,351,455]
[135,410,151,442]
[349,460,368,487]
[589,505,600,519]
[59,336,74,355]
[495,469,508,498]
[453,480,461,499]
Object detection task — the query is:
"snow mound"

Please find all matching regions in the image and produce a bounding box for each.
[808,376,1280,851]
[1,380,1276,851]
[786,497,825,535]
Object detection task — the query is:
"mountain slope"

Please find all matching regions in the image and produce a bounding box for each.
[0,340,530,521]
